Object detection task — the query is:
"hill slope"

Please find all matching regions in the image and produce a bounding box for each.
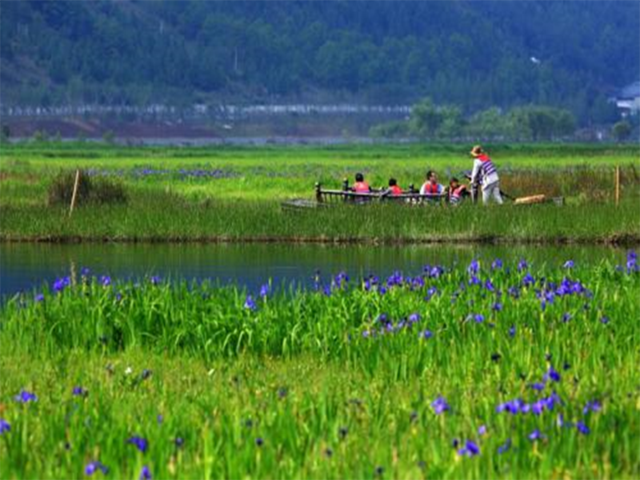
[0,1,637,123]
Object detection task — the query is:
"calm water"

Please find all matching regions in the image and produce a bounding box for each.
[0,243,630,298]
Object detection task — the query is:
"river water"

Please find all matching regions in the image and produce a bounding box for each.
[0,243,630,299]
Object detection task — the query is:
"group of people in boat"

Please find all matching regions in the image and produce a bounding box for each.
[350,145,503,205]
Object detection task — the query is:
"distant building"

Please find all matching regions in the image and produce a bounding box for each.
[615,81,640,117]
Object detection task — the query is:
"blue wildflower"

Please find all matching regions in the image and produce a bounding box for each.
[127,436,148,453]
[508,325,516,337]
[255,437,264,447]
[175,437,185,448]
[0,418,10,435]
[576,421,590,435]
[150,276,161,285]
[408,313,421,323]
[473,314,485,323]
[458,440,480,457]
[600,316,610,325]
[492,258,503,270]
[583,400,602,415]
[528,429,544,441]
[72,386,88,397]
[467,259,480,275]
[518,259,528,271]
[493,302,503,311]
[419,329,433,340]
[431,396,450,415]
[563,260,575,269]
[100,276,111,287]
[544,367,561,383]
[15,390,37,403]
[562,312,572,323]
[497,438,512,454]
[259,283,270,298]
[478,425,487,436]
[34,293,44,302]
[244,295,257,311]
[85,461,108,476]
[139,465,152,480]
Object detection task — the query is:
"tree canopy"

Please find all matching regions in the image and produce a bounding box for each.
[1,1,637,126]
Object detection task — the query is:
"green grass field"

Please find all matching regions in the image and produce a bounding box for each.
[1,142,639,244]
[1,254,639,478]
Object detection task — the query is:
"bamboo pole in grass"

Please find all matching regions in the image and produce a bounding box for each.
[615,165,620,207]
[69,169,80,217]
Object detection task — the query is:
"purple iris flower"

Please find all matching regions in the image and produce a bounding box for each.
[562,313,572,323]
[473,314,485,323]
[255,437,264,447]
[149,276,161,285]
[431,396,450,415]
[244,295,257,311]
[15,390,37,403]
[497,438,512,454]
[529,382,546,391]
[492,302,503,311]
[0,418,10,435]
[458,440,480,457]
[139,465,152,480]
[259,284,270,298]
[408,313,421,323]
[509,325,516,337]
[583,400,602,414]
[175,437,185,448]
[522,273,535,286]
[419,329,433,340]
[600,316,610,325]
[478,425,487,436]
[492,258,503,270]
[484,279,495,292]
[576,421,590,435]
[528,429,544,441]
[544,367,561,383]
[467,259,480,275]
[72,386,88,397]
[34,293,45,302]
[563,260,575,269]
[85,461,108,476]
[518,259,528,271]
[127,436,148,453]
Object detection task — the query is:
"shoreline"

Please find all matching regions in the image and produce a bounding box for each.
[2,233,639,247]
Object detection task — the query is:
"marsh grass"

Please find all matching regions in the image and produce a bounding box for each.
[1,256,639,479]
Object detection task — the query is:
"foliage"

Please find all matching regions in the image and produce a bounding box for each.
[0,255,639,478]
[612,121,632,142]
[47,170,128,207]
[0,1,638,125]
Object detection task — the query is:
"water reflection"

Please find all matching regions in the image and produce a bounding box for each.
[0,242,627,297]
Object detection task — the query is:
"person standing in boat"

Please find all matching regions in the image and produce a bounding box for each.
[469,145,503,205]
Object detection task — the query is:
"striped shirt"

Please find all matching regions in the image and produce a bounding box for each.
[471,154,499,187]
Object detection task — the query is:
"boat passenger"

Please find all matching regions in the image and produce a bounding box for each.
[387,178,403,196]
[447,177,469,205]
[353,173,371,193]
[470,145,503,205]
[420,170,444,197]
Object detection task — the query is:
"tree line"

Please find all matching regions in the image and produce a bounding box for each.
[0,1,637,127]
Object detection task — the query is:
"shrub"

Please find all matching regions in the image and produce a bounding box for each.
[48,170,127,207]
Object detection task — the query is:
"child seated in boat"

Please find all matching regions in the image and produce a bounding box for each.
[352,173,371,193]
[387,178,403,196]
[447,177,469,205]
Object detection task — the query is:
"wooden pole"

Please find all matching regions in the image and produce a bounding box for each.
[615,165,620,207]
[69,169,80,217]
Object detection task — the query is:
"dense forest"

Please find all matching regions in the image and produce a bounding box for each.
[1,1,637,125]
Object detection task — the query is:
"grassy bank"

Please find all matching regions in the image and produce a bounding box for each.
[1,255,639,478]
[1,143,639,243]
[1,195,639,245]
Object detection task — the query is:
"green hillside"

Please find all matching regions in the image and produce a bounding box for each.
[0,1,637,124]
